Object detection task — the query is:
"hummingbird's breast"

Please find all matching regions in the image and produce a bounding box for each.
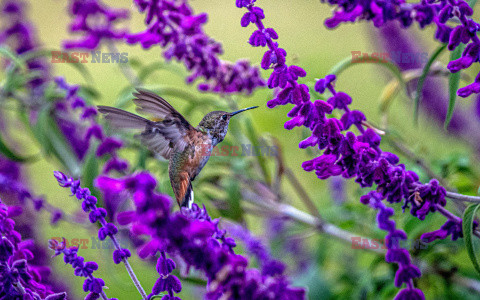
[169,131,213,182]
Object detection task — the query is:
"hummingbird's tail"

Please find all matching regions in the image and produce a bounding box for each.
[97,106,152,130]
[180,182,194,209]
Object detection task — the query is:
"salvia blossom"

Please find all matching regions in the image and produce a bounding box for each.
[55,78,129,173]
[153,251,181,300]
[54,78,101,161]
[235,1,480,297]
[53,172,131,266]
[0,198,67,299]
[126,0,265,94]
[226,223,286,276]
[1,0,127,171]
[0,156,65,225]
[63,0,129,49]
[329,177,347,205]
[53,171,148,299]
[319,0,480,98]
[265,216,311,273]
[0,0,50,89]
[95,172,306,299]
[361,192,422,299]
[48,239,110,300]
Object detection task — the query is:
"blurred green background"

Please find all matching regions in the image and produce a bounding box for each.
[6,0,480,299]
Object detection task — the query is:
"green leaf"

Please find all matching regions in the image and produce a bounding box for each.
[244,118,271,185]
[115,85,137,108]
[35,105,81,176]
[138,61,185,81]
[468,0,477,8]
[79,85,101,101]
[132,148,148,171]
[33,105,55,157]
[415,44,447,124]
[446,44,465,129]
[0,133,30,162]
[81,145,100,199]
[67,61,94,83]
[19,48,58,63]
[463,203,480,276]
[44,117,82,176]
[0,46,26,71]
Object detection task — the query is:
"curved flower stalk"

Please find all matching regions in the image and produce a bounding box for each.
[95,172,306,299]
[49,239,111,300]
[234,1,480,298]
[53,171,147,299]
[320,0,480,98]
[0,198,67,299]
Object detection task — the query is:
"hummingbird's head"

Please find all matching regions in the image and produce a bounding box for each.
[198,106,258,146]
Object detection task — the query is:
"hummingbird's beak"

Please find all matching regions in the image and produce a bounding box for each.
[230,106,258,117]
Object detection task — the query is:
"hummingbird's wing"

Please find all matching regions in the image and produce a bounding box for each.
[132,89,190,125]
[132,89,195,160]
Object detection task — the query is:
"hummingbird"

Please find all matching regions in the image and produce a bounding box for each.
[97,89,258,208]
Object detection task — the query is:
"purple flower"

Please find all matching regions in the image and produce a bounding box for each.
[319,0,480,97]
[0,198,64,299]
[420,219,477,243]
[226,223,286,276]
[127,0,264,94]
[63,0,129,49]
[0,0,50,89]
[54,78,129,172]
[54,78,104,161]
[54,172,148,298]
[458,74,480,98]
[151,252,181,299]
[96,138,123,157]
[361,192,423,297]
[234,1,480,297]
[49,239,106,299]
[96,172,306,299]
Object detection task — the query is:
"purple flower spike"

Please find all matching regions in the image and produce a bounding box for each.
[0,198,63,298]
[113,248,131,265]
[50,238,108,300]
[54,172,148,299]
[96,173,305,299]
[64,0,129,49]
[319,0,480,97]
[233,1,480,296]
[362,192,424,299]
[127,0,264,95]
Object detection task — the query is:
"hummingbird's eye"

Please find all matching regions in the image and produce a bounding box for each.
[222,114,228,120]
